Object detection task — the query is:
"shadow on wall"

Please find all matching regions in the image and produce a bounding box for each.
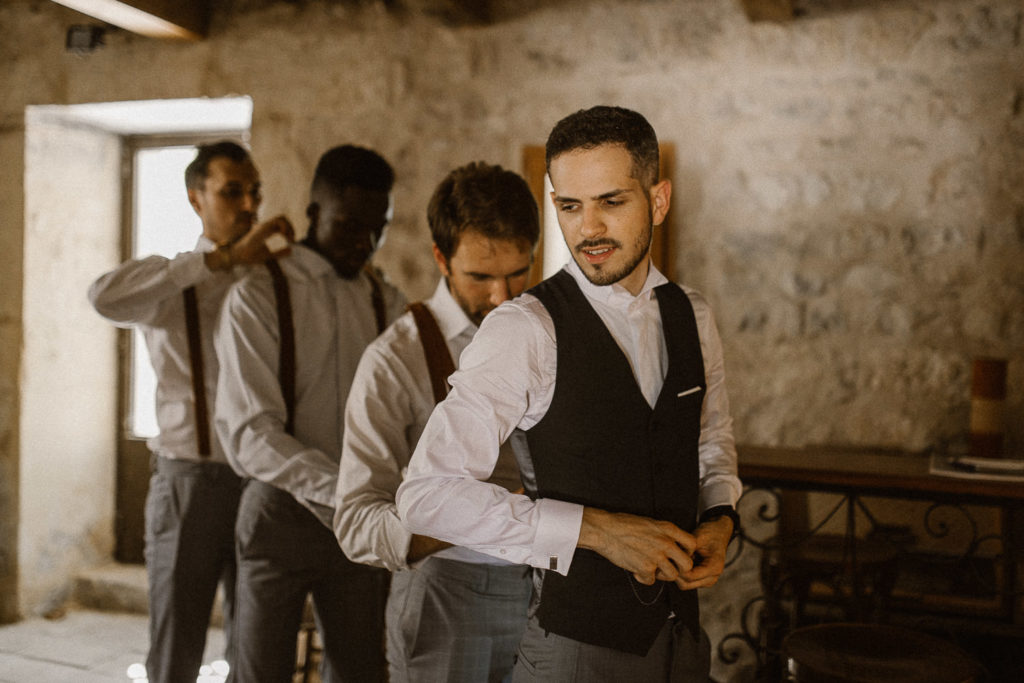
[396,0,980,27]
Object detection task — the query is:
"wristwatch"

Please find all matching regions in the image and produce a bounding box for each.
[206,243,234,271]
[699,505,741,541]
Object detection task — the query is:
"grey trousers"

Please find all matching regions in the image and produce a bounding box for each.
[387,557,532,683]
[511,613,711,682]
[229,480,389,683]
[145,456,241,683]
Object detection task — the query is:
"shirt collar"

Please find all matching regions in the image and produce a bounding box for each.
[426,277,477,341]
[264,243,340,281]
[195,234,217,252]
[300,243,339,278]
[563,256,667,306]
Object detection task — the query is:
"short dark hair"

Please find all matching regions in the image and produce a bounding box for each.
[545,106,660,188]
[428,162,540,262]
[184,140,251,191]
[311,145,394,197]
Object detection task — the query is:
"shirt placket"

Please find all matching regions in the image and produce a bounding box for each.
[630,294,661,407]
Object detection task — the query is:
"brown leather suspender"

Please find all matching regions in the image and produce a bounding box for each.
[193,259,377,443]
[408,302,455,405]
[265,259,297,436]
[183,286,211,457]
[364,265,387,335]
[181,257,307,451]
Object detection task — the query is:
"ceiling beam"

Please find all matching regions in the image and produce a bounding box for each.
[50,0,209,40]
[738,0,796,22]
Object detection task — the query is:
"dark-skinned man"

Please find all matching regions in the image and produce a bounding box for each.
[215,145,406,682]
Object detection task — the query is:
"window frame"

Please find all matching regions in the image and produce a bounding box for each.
[114,131,246,562]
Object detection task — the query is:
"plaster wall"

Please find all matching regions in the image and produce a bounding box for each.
[0,97,26,628]
[20,115,120,615]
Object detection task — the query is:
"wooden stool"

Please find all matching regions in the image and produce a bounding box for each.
[294,594,322,683]
[762,534,899,625]
[782,623,984,683]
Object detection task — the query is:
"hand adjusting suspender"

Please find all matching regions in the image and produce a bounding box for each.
[407,302,455,405]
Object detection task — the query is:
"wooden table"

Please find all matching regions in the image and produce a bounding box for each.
[728,445,1024,680]
[738,444,1024,506]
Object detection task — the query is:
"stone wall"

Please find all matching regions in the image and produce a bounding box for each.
[5,0,1021,445]
[1,0,1022,674]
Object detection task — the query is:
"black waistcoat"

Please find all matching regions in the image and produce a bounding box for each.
[525,270,706,656]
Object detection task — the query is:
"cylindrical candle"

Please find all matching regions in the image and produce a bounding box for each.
[969,357,1007,458]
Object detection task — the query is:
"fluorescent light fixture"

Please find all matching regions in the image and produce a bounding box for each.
[50,0,207,40]
[28,97,253,135]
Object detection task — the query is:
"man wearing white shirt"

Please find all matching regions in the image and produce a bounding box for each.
[337,162,540,682]
[89,141,292,683]
[215,145,406,682]
[397,107,742,681]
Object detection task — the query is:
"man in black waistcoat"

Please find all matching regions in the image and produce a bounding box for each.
[397,106,742,681]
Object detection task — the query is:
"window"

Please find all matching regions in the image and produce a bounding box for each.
[127,143,206,438]
[117,133,248,563]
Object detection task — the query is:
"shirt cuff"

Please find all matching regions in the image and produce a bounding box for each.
[531,498,584,576]
[169,250,211,289]
[386,515,414,571]
[699,481,740,514]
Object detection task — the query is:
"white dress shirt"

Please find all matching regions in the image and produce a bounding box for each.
[396,260,741,577]
[88,236,236,465]
[214,244,406,521]
[336,279,523,571]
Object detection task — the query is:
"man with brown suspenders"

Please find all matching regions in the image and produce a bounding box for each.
[214,144,406,682]
[89,141,292,683]
[336,162,540,682]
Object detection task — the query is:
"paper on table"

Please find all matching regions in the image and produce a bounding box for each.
[929,452,1024,482]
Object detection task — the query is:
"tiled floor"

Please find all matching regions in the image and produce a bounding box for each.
[0,610,225,683]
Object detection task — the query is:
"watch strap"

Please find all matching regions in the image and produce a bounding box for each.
[699,505,740,540]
